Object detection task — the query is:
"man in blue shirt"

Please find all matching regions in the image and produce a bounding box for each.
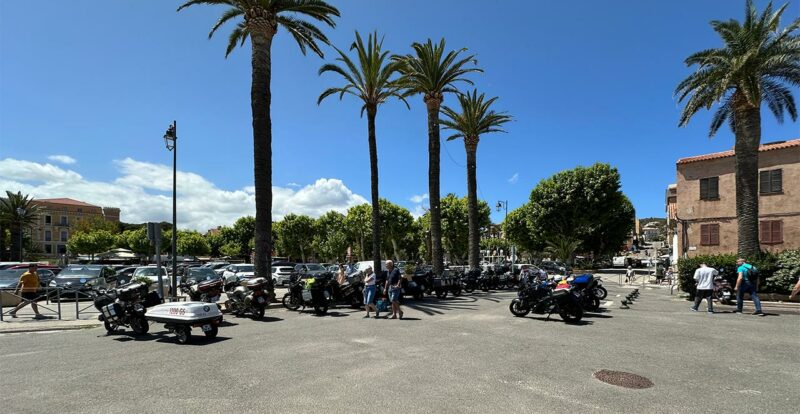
[383,260,403,319]
[734,258,763,316]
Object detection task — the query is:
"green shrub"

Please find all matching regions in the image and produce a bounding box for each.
[677,252,781,298]
[132,276,154,287]
[762,250,800,294]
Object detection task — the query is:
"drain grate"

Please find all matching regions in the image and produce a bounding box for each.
[594,370,654,389]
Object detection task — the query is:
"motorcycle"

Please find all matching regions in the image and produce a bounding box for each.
[713,273,734,305]
[224,277,269,320]
[568,274,603,312]
[93,282,161,335]
[509,280,583,323]
[282,275,332,315]
[180,278,224,305]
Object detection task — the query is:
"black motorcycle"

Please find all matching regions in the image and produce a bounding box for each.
[509,281,583,323]
[282,275,332,315]
[569,274,603,312]
[93,282,161,335]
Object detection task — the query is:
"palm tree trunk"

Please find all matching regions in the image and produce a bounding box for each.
[391,237,400,261]
[367,106,382,273]
[10,226,21,261]
[250,31,274,292]
[733,96,761,258]
[426,100,444,275]
[465,137,480,270]
[0,223,6,260]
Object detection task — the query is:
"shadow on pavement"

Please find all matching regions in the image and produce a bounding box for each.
[583,313,613,319]
[525,316,595,325]
[403,297,481,316]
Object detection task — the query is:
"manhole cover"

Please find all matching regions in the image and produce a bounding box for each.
[594,370,653,389]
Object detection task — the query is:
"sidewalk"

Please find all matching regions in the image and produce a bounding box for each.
[0,318,101,334]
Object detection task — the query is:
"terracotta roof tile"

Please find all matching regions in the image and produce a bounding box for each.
[34,198,100,208]
[676,138,800,165]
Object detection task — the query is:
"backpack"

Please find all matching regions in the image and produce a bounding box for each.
[744,264,759,282]
[376,297,389,312]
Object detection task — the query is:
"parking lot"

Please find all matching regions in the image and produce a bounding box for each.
[1,277,798,414]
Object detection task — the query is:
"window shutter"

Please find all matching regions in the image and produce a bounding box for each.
[710,177,719,198]
[760,171,770,194]
[760,221,770,243]
[700,225,707,245]
[710,224,720,245]
[771,169,782,193]
[772,221,783,244]
[700,179,708,200]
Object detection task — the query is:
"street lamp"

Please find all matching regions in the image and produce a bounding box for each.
[15,207,25,261]
[163,120,177,301]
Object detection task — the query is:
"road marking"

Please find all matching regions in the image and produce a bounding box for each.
[603,301,614,307]
[0,351,42,358]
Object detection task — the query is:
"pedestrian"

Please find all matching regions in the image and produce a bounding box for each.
[519,265,531,286]
[9,263,45,319]
[383,260,403,319]
[789,276,800,301]
[362,266,378,318]
[625,266,635,283]
[336,264,347,285]
[734,258,764,316]
[691,262,717,313]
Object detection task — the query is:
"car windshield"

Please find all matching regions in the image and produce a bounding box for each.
[235,265,254,272]
[306,264,325,271]
[57,266,103,278]
[187,268,218,279]
[0,269,25,281]
[133,267,165,277]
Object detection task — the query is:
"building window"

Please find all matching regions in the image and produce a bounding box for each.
[699,177,719,200]
[760,221,783,245]
[60,216,68,226]
[45,230,52,242]
[759,169,782,194]
[700,224,720,246]
[45,215,52,225]
[77,208,82,213]
[45,244,53,254]
[60,231,68,242]
[57,244,67,255]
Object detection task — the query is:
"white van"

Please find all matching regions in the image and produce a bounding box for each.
[612,256,627,268]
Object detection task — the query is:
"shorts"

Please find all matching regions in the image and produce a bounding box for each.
[21,292,39,301]
[388,287,401,303]
[363,285,376,305]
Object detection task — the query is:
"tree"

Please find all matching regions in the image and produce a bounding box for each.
[675,0,800,257]
[177,231,210,257]
[73,216,119,234]
[440,90,511,270]
[344,204,372,261]
[178,0,340,286]
[275,214,315,262]
[205,232,225,257]
[67,230,115,260]
[318,31,407,273]
[394,39,482,276]
[0,191,41,261]
[517,163,635,256]
[545,236,581,265]
[314,211,348,262]
[504,205,537,257]
[435,194,491,264]
[217,216,256,261]
[123,228,151,256]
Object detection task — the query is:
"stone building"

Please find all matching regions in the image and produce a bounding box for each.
[29,198,120,259]
[670,139,799,257]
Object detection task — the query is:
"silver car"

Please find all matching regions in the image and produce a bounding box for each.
[271,266,295,286]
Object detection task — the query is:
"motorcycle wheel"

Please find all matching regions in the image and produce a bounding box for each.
[509,299,530,317]
[594,286,608,300]
[559,302,584,324]
[314,304,328,316]
[413,290,424,300]
[175,326,191,344]
[204,325,218,338]
[282,293,302,311]
[435,289,447,299]
[464,285,475,293]
[350,293,362,309]
[103,320,117,334]
[130,316,149,335]
[251,306,265,320]
[583,296,601,312]
[452,286,462,297]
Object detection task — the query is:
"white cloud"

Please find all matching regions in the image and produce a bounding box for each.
[508,172,519,184]
[47,155,77,165]
[411,204,428,219]
[0,157,367,231]
[286,182,300,188]
[410,193,429,203]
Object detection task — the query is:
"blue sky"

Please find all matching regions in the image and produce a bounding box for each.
[1,0,798,230]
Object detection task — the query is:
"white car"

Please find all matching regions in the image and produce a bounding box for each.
[355,260,387,273]
[271,266,295,286]
[221,264,256,285]
[131,266,172,297]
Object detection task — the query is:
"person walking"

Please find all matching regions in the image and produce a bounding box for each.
[384,260,403,319]
[625,266,635,283]
[336,264,348,285]
[734,258,764,316]
[9,263,45,319]
[691,262,717,313]
[362,266,378,318]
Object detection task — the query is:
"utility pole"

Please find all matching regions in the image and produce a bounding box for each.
[163,121,178,301]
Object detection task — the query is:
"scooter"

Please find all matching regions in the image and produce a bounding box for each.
[224,277,269,320]
[509,280,583,323]
[93,282,161,335]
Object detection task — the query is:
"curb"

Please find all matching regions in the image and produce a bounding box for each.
[0,322,101,334]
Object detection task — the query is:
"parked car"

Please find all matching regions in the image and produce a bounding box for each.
[131,266,173,297]
[355,260,388,273]
[271,266,295,286]
[8,263,62,275]
[204,262,231,275]
[115,267,138,285]
[0,269,25,289]
[539,261,568,275]
[221,264,256,282]
[182,267,222,284]
[49,265,115,293]
[294,263,328,278]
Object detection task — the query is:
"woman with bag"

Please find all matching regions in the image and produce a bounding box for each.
[362,266,378,318]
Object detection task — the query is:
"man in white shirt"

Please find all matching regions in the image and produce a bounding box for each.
[692,262,718,313]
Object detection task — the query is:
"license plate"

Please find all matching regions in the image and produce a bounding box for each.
[201,324,212,332]
[723,293,731,298]
[257,296,266,304]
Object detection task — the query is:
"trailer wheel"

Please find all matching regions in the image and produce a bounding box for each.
[175,326,191,344]
[252,306,265,320]
[204,325,218,338]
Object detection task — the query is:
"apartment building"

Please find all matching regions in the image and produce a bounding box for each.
[671,139,800,257]
[29,198,120,259]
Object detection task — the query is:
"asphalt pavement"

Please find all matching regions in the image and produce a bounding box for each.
[1,277,798,414]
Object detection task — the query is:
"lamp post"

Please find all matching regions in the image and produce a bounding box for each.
[496,200,512,268]
[15,207,25,261]
[163,121,177,301]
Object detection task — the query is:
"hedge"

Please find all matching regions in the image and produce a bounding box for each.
[677,250,800,298]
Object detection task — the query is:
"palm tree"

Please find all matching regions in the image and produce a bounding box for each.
[0,191,41,261]
[676,0,799,257]
[318,31,408,274]
[545,236,581,266]
[178,0,340,287]
[394,39,481,276]
[440,90,511,270]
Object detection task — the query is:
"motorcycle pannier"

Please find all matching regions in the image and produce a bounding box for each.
[117,282,148,302]
[102,303,124,322]
[197,279,223,292]
[93,293,116,311]
[246,277,268,289]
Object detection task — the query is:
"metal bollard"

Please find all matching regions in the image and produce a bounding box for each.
[620,299,630,309]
